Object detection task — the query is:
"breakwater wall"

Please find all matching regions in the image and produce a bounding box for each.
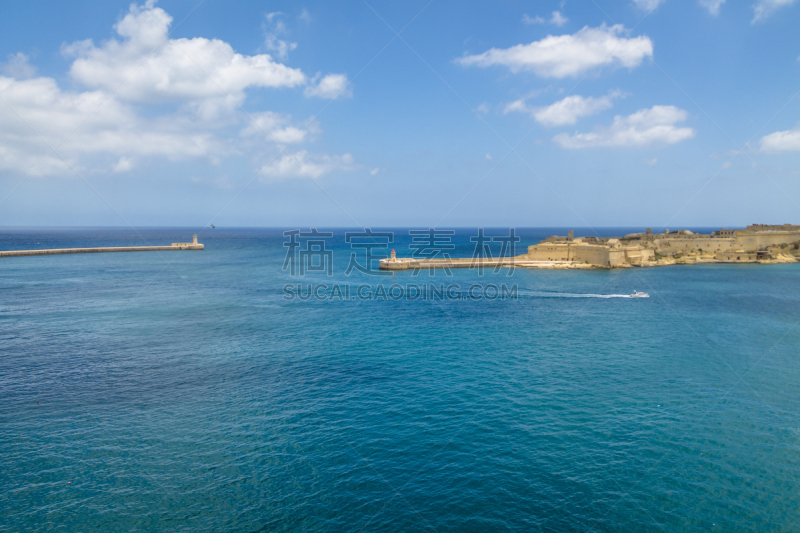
[0,244,204,258]
[379,257,593,270]
[2,234,204,258]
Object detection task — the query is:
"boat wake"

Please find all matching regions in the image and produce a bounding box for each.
[519,289,647,299]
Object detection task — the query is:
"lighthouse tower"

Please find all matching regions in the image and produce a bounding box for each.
[390,249,396,261]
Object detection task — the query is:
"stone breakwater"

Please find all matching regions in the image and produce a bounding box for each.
[379,257,593,271]
[0,235,204,258]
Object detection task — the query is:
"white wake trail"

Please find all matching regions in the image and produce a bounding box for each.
[519,290,634,299]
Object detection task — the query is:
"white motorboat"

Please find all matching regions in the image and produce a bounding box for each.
[630,290,650,298]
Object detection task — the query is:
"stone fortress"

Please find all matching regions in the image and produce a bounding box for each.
[525,224,800,268]
[380,224,800,271]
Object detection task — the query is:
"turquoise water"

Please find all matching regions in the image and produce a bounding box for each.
[1,228,799,532]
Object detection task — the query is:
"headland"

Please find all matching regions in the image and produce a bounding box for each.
[0,234,204,258]
[380,224,800,270]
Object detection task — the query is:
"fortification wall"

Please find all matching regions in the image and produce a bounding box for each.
[655,238,735,254]
[734,232,800,250]
[715,251,757,262]
[527,244,625,266]
[624,248,655,264]
[573,247,625,267]
[527,244,572,261]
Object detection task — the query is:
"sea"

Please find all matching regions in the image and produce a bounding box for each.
[1,227,799,532]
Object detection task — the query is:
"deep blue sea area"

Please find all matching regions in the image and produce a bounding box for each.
[1,227,799,532]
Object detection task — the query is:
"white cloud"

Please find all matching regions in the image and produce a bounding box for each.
[0,2,355,178]
[304,73,352,99]
[240,111,317,145]
[645,157,658,166]
[505,91,623,127]
[554,105,696,148]
[752,0,798,22]
[504,99,528,114]
[64,1,307,108]
[699,0,727,15]
[299,9,311,23]
[523,11,568,26]
[264,12,297,61]
[260,151,356,180]
[522,14,546,24]
[550,11,568,26]
[0,75,219,176]
[456,24,653,78]
[760,127,800,152]
[534,94,617,126]
[370,167,380,176]
[632,0,666,10]
[1,52,36,78]
[112,156,134,172]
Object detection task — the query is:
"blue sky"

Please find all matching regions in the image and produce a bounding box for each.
[0,0,799,228]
